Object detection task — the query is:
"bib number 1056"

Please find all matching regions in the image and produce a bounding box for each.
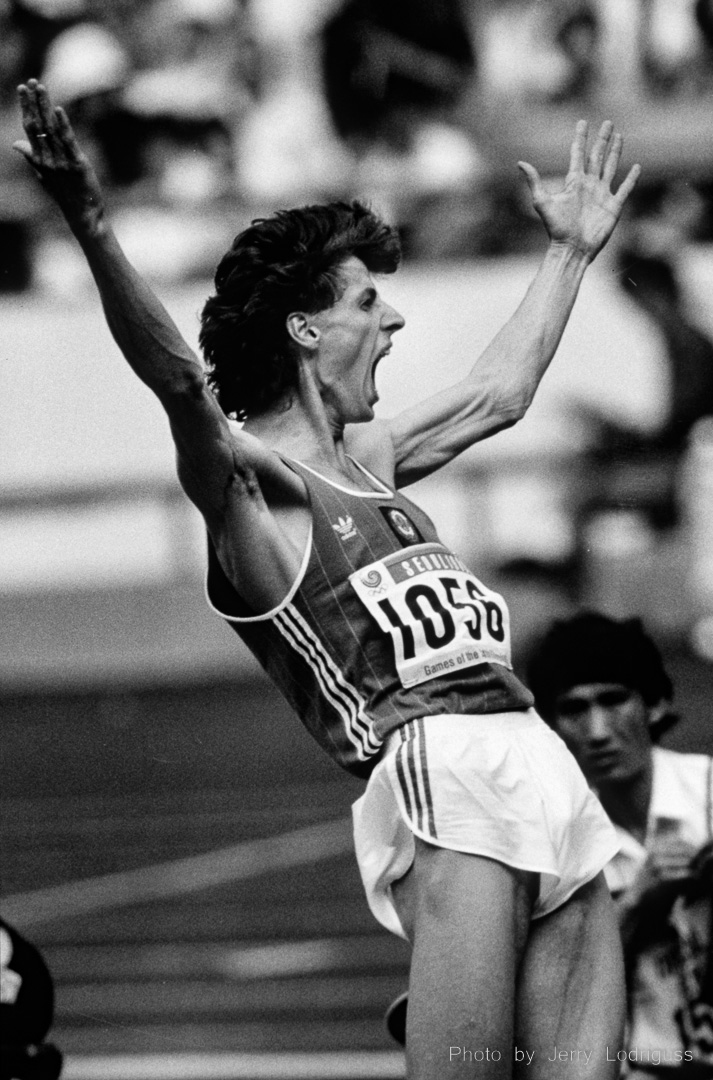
[378,577,504,658]
[350,546,512,689]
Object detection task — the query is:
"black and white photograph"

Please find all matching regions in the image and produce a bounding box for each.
[1,2,712,1079]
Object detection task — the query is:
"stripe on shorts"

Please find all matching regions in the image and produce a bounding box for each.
[416,719,437,837]
[395,727,416,826]
[396,721,437,839]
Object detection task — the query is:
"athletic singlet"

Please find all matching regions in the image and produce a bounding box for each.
[206,457,534,778]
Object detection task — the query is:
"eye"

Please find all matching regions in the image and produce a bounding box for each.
[598,689,632,708]
[556,700,588,719]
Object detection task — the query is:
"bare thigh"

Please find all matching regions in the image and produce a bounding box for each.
[392,853,624,1080]
[514,873,625,1080]
[392,838,538,1079]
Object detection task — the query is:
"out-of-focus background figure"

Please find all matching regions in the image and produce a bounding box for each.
[529,613,713,1079]
[0,918,63,1080]
[1,1,713,1076]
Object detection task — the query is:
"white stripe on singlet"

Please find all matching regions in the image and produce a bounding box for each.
[275,604,382,758]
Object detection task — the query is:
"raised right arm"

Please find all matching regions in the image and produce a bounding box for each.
[14,81,306,608]
[14,81,231,488]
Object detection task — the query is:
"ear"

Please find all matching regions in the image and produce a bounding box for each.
[647,699,670,730]
[286,312,320,352]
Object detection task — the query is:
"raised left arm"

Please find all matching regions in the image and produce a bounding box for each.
[385,120,640,487]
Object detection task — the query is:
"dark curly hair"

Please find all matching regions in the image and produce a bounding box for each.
[526,612,677,741]
[199,201,401,419]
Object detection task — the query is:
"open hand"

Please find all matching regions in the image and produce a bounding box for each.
[519,120,641,261]
[14,80,105,235]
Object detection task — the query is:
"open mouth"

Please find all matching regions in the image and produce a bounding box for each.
[366,344,392,404]
[371,344,391,377]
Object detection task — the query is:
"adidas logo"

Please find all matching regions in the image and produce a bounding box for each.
[332,515,358,541]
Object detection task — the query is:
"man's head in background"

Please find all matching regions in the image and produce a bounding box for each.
[527,612,677,788]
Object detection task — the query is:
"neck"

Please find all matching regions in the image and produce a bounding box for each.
[243,363,350,470]
[596,761,653,842]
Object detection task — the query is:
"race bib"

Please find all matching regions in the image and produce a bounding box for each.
[350,542,512,689]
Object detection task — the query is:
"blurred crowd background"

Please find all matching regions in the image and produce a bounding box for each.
[2,0,713,272]
[2,0,713,276]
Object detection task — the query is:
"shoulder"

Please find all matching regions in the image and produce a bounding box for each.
[652,747,713,819]
[176,417,307,527]
[653,746,713,778]
[223,423,307,496]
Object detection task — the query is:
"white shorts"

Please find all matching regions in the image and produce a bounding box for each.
[352,710,619,939]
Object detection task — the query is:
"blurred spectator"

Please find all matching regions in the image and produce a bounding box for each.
[1,3,26,108]
[574,185,713,534]
[0,918,62,1080]
[8,0,88,85]
[643,0,700,95]
[320,0,485,239]
[41,19,128,102]
[15,0,256,206]
[697,0,713,53]
[13,0,261,286]
[0,3,32,289]
[684,418,713,661]
[119,0,254,207]
[478,0,596,103]
[322,0,474,144]
[39,21,136,187]
[548,0,601,104]
[235,0,353,207]
[643,0,713,96]
[528,613,713,1077]
[618,250,713,451]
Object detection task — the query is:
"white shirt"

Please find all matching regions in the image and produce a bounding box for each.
[605,747,713,898]
[604,747,713,1068]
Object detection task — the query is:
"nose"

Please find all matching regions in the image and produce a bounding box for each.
[584,706,612,744]
[383,302,405,332]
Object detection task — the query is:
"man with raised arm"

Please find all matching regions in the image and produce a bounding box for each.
[15,80,640,1079]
